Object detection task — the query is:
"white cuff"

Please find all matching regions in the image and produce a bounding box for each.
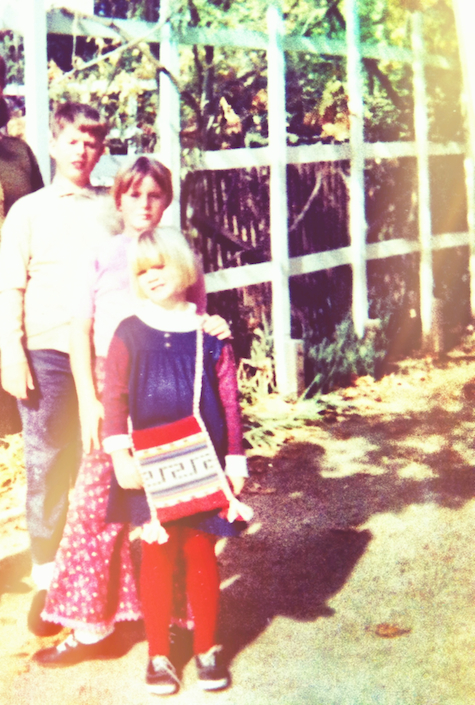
[102,434,131,454]
[224,455,248,477]
[31,561,55,590]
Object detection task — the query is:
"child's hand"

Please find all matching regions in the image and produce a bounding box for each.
[111,449,143,490]
[1,360,34,399]
[202,313,232,340]
[228,475,246,496]
[79,397,104,453]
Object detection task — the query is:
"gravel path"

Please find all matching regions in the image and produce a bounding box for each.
[1,351,475,704]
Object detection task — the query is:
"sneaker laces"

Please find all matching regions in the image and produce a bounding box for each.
[197,644,223,668]
[151,655,178,679]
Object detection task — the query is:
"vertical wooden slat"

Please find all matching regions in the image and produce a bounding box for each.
[464,157,475,317]
[411,12,433,345]
[157,0,181,229]
[24,0,50,183]
[204,172,212,271]
[218,173,225,224]
[267,1,295,396]
[249,167,259,249]
[345,0,368,337]
[208,173,219,269]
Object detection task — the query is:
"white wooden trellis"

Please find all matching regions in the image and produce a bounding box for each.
[24,0,50,183]
[266,3,292,400]
[411,11,433,350]
[156,0,181,229]
[452,0,475,320]
[17,1,475,394]
[346,0,367,340]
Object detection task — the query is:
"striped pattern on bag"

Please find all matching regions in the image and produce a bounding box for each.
[132,415,229,524]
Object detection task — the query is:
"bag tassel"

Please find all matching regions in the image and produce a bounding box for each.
[226,496,254,523]
[141,516,169,544]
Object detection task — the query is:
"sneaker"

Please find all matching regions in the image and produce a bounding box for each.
[146,655,180,695]
[195,645,230,691]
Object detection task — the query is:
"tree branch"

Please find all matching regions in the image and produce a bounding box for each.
[289,170,324,233]
[50,7,175,87]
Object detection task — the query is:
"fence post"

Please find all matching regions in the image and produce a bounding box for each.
[157,0,181,228]
[452,0,475,319]
[267,1,294,396]
[24,0,50,183]
[345,0,368,338]
[411,12,433,348]
[464,157,475,318]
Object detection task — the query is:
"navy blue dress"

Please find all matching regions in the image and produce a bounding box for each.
[104,316,243,537]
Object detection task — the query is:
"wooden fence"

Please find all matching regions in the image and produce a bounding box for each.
[44,1,474,394]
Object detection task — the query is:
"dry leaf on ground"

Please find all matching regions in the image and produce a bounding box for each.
[368,623,412,638]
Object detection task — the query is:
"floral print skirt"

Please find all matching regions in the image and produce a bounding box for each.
[41,449,142,636]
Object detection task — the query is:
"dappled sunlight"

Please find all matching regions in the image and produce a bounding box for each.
[400,433,445,454]
[215,537,228,556]
[219,574,242,591]
[397,461,437,480]
[243,521,262,535]
[319,435,386,478]
[269,356,475,513]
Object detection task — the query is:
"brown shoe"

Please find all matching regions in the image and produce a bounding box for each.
[33,634,107,667]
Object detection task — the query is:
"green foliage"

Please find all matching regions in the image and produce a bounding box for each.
[234,311,363,451]
[0,0,461,155]
[284,0,346,39]
[237,316,275,405]
[241,395,350,450]
[172,0,269,32]
[0,32,24,85]
[47,38,160,154]
[305,313,389,396]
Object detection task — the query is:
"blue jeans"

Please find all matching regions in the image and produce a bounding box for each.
[17,350,80,565]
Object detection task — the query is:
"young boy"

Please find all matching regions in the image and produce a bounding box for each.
[0,102,109,636]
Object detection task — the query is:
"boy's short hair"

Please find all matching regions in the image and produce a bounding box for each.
[50,102,108,141]
[129,227,198,298]
[112,156,173,210]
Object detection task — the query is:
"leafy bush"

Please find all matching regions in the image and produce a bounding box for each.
[237,316,275,405]
[305,313,389,396]
[241,395,349,450]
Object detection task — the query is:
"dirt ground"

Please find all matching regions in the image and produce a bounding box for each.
[2,348,475,704]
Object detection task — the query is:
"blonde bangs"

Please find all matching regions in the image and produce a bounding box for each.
[132,238,166,277]
[129,228,198,298]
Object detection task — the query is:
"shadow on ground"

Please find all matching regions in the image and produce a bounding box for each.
[217,382,475,661]
[0,387,21,436]
[219,523,372,661]
[1,375,475,673]
[0,550,31,598]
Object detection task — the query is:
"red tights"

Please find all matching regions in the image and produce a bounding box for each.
[140,526,220,657]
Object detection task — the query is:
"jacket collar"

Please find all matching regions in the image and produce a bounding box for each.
[51,173,97,198]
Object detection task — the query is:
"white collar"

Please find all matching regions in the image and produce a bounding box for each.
[135,300,201,332]
[51,174,97,198]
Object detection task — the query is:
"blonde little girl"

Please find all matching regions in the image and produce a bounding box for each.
[102,229,250,694]
[34,156,231,666]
